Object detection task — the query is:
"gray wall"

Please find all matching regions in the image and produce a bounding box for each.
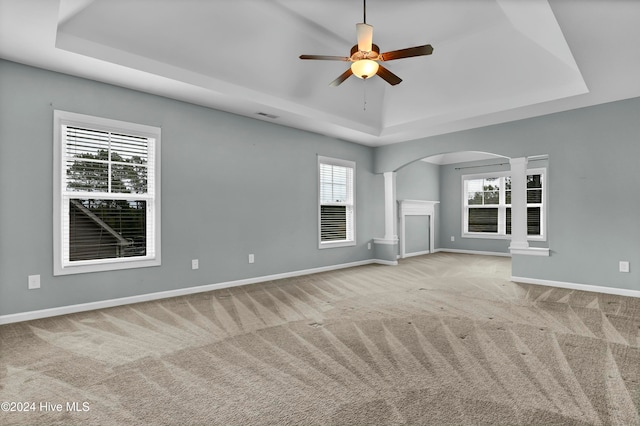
[0,60,383,316]
[396,160,439,201]
[375,97,640,291]
[3,58,640,317]
[396,160,439,252]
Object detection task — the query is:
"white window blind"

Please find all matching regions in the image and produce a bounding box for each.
[64,126,150,194]
[318,156,355,247]
[54,111,161,275]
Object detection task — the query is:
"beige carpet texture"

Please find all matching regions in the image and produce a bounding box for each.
[1,253,640,425]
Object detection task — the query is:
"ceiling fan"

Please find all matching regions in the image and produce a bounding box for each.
[299,0,433,87]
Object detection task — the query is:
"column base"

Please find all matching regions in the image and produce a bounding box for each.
[373,238,399,264]
[510,246,550,256]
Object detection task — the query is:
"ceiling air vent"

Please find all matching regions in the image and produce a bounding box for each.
[256,112,278,119]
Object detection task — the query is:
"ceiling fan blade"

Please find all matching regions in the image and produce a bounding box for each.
[356,23,373,52]
[380,44,433,61]
[299,55,350,61]
[376,64,402,86]
[329,68,354,87]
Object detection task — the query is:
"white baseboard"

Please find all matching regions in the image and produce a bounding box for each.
[511,276,640,299]
[373,259,398,266]
[402,250,431,259]
[435,248,511,257]
[9,259,636,325]
[0,259,382,325]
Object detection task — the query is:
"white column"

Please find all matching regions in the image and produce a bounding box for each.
[509,157,529,251]
[383,171,398,242]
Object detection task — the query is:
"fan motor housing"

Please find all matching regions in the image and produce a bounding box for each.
[350,44,380,61]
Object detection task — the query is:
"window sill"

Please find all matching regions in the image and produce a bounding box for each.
[54,257,161,276]
[462,233,546,242]
[319,240,356,249]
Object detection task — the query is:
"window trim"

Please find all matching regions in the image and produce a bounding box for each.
[317,155,356,249]
[53,110,161,275]
[461,168,546,241]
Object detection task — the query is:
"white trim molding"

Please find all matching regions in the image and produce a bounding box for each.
[461,166,547,243]
[402,250,430,258]
[512,276,640,299]
[398,200,439,259]
[436,248,511,257]
[317,155,356,249]
[53,110,162,275]
[373,259,399,266]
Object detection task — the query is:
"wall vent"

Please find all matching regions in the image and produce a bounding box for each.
[256,112,278,119]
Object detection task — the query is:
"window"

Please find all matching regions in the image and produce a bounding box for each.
[318,156,355,248]
[53,111,161,275]
[463,168,545,240]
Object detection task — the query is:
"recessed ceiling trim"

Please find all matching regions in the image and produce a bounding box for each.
[1,0,639,147]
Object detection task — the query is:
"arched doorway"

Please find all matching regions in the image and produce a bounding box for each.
[395,151,509,259]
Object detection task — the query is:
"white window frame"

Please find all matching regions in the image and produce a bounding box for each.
[462,168,546,241]
[53,110,161,275]
[318,156,356,249]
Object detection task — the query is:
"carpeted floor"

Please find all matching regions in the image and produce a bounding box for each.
[1,253,640,425]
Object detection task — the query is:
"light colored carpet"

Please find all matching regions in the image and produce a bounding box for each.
[1,253,639,425]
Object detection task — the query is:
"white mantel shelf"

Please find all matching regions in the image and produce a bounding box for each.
[398,200,440,214]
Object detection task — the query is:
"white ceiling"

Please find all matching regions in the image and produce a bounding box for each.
[1,0,640,147]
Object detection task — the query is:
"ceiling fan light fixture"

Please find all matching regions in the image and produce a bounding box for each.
[298,0,433,87]
[351,59,379,79]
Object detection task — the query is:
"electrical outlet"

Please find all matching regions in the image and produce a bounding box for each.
[619,261,630,273]
[367,242,371,250]
[28,274,40,289]
[192,259,199,270]
[451,236,455,242]
[248,254,255,264]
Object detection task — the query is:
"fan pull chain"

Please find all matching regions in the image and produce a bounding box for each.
[363,79,367,111]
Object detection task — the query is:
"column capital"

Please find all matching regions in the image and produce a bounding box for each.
[509,157,529,166]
